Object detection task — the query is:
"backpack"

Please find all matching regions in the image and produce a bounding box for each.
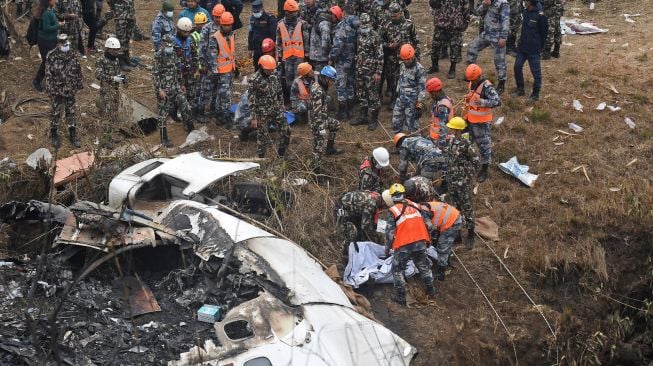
[26,18,39,47]
[0,23,10,56]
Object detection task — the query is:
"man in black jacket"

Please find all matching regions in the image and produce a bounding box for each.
[512,0,548,102]
[248,0,277,70]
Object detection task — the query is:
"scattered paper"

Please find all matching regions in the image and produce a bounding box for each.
[26,148,52,169]
[563,42,574,47]
[607,84,620,94]
[624,117,636,129]
[607,105,621,112]
[90,83,101,90]
[596,102,606,110]
[622,43,629,48]
[609,187,621,192]
[495,116,504,126]
[27,134,34,140]
[498,157,539,187]
[573,99,584,112]
[569,122,584,133]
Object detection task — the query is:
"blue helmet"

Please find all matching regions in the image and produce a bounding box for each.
[320,65,337,80]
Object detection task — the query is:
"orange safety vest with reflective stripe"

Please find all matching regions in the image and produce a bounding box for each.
[389,200,430,250]
[278,21,305,60]
[214,31,235,73]
[293,76,310,100]
[464,80,493,123]
[429,96,454,141]
[423,201,459,233]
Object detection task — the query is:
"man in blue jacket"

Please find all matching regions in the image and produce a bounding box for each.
[248,0,277,70]
[512,0,548,102]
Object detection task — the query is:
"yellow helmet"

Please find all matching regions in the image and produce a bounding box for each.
[194,12,208,25]
[447,117,467,130]
[389,183,406,196]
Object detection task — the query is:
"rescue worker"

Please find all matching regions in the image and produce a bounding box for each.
[108,0,137,71]
[421,200,462,281]
[55,0,83,56]
[192,12,207,121]
[289,62,314,124]
[391,44,426,135]
[309,65,342,175]
[308,4,336,71]
[221,0,243,30]
[445,116,479,250]
[462,63,501,183]
[153,34,195,147]
[95,37,125,149]
[506,0,522,56]
[191,12,207,48]
[197,4,225,119]
[358,147,390,193]
[330,5,358,120]
[466,0,510,95]
[205,11,237,126]
[336,190,384,248]
[299,0,320,50]
[384,183,436,305]
[260,37,276,58]
[178,0,209,24]
[173,18,200,120]
[426,77,454,150]
[513,0,547,102]
[250,55,290,158]
[248,0,276,71]
[403,175,436,203]
[394,133,445,181]
[541,0,563,59]
[152,1,176,52]
[352,12,383,131]
[45,34,83,149]
[428,0,471,79]
[276,0,309,99]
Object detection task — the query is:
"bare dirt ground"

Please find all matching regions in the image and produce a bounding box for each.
[1,0,652,364]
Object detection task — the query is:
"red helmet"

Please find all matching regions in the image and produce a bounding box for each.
[261,38,275,53]
[426,77,443,92]
[330,6,343,21]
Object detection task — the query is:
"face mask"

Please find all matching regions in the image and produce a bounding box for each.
[165,11,173,18]
[253,12,262,18]
[164,46,173,54]
[60,43,70,52]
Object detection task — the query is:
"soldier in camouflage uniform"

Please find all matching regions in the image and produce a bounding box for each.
[45,34,84,149]
[289,62,315,124]
[107,0,137,70]
[358,147,390,193]
[541,0,564,59]
[444,117,479,249]
[428,0,471,79]
[308,7,334,72]
[506,0,523,56]
[404,175,436,203]
[153,34,195,148]
[95,37,125,148]
[466,0,510,95]
[335,190,384,246]
[392,44,425,134]
[55,0,83,54]
[351,13,383,130]
[309,66,342,174]
[152,1,176,52]
[198,4,225,120]
[330,6,359,120]
[250,55,291,158]
[381,2,419,106]
[395,134,445,181]
[172,19,200,119]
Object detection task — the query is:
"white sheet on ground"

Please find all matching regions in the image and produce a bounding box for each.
[498,156,539,188]
[343,241,438,288]
[562,18,608,35]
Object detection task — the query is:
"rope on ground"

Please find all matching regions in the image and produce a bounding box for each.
[12,97,51,117]
[452,249,519,365]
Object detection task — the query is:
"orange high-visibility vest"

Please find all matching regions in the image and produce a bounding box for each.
[214,31,235,73]
[464,80,493,123]
[293,76,310,100]
[423,201,459,233]
[429,96,454,141]
[278,21,305,60]
[389,200,430,250]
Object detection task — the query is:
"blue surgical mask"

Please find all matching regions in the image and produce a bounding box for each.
[165,11,174,18]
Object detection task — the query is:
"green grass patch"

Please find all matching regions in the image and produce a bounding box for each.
[529,108,551,123]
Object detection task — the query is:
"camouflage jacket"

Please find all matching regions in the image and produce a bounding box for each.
[173,35,199,79]
[474,0,510,42]
[108,0,134,20]
[330,15,359,65]
[396,61,426,102]
[152,49,183,94]
[309,15,332,62]
[152,12,176,51]
[199,22,220,71]
[55,0,82,37]
[356,25,383,75]
[430,0,470,30]
[95,54,121,90]
[309,81,331,129]
[541,0,564,17]
[381,16,420,59]
[249,70,284,118]
[398,136,443,176]
[404,175,436,203]
[339,190,380,238]
[358,155,385,193]
[45,48,83,97]
[446,134,479,183]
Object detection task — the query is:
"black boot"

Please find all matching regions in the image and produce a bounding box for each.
[50,128,60,149]
[427,59,439,74]
[337,101,346,120]
[434,264,447,281]
[440,48,449,60]
[68,127,81,148]
[436,180,448,195]
[184,118,195,132]
[160,127,172,148]
[276,145,287,157]
[124,51,137,67]
[454,230,462,244]
[425,282,436,297]
[350,107,367,126]
[447,62,456,79]
[528,87,540,102]
[551,44,560,58]
[477,163,489,183]
[541,49,551,60]
[239,126,254,141]
[391,290,407,306]
[345,100,353,119]
[368,109,378,131]
[496,80,505,95]
[466,226,475,250]
[118,55,133,72]
[325,139,343,155]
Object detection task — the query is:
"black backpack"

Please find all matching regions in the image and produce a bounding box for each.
[0,23,10,56]
[26,18,39,47]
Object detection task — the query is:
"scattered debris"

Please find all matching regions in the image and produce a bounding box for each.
[495,116,505,126]
[572,165,591,182]
[475,217,499,241]
[626,158,638,167]
[498,157,539,187]
[624,117,636,129]
[113,276,161,317]
[606,84,620,94]
[197,304,221,323]
[573,99,584,112]
[607,105,621,112]
[25,148,52,169]
[179,127,215,148]
[609,187,621,192]
[53,151,95,187]
[556,129,579,136]
[568,122,584,133]
[623,14,640,23]
[90,83,100,90]
[596,102,606,110]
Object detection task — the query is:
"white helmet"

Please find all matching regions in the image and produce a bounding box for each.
[381,190,393,208]
[104,37,121,49]
[372,147,390,167]
[177,17,193,31]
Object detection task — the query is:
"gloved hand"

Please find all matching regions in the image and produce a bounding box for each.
[112,75,125,83]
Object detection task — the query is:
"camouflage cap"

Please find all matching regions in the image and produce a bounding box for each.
[359,12,371,25]
[162,1,174,11]
[162,34,175,46]
[389,2,401,13]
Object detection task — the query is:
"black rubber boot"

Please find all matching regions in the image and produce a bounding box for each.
[276,146,286,158]
[350,107,367,126]
[367,109,378,131]
[551,44,560,58]
[447,62,456,79]
[68,127,81,148]
[239,126,254,141]
[118,55,133,72]
[528,88,540,102]
[477,163,489,183]
[454,230,462,244]
[496,80,505,95]
[160,127,172,148]
[427,60,439,74]
[434,264,447,281]
[51,128,60,149]
[124,51,137,67]
[325,139,343,155]
[425,283,436,297]
[440,48,449,60]
[542,49,551,60]
[391,290,407,306]
[337,102,346,120]
[184,118,195,132]
[466,226,475,250]
[345,100,353,119]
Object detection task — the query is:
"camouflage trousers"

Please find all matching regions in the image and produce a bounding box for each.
[309,117,340,169]
[392,241,434,297]
[433,216,462,267]
[200,73,233,118]
[466,36,507,81]
[392,95,420,134]
[199,73,218,114]
[116,18,135,54]
[468,122,492,164]
[508,10,522,44]
[447,176,475,230]
[335,62,354,102]
[431,27,464,64]
[382,54,399,99]
[282,56,302,96]
[157,90,192,129]
[181,76,198,111]
[544,12,562,51]
[418,163,440,180]
[98,85,120,143]
[256,112,291,157]
[50,95,77,131]
[356,71,380,112]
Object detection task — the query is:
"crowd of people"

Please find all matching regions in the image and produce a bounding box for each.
[22,0,567,305]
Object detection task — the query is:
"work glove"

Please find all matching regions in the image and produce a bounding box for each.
[112,75,125,83]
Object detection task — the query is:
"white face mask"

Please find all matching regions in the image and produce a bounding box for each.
[253,12,262,18]
[60,43,70,52]
[165,11,174,18]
